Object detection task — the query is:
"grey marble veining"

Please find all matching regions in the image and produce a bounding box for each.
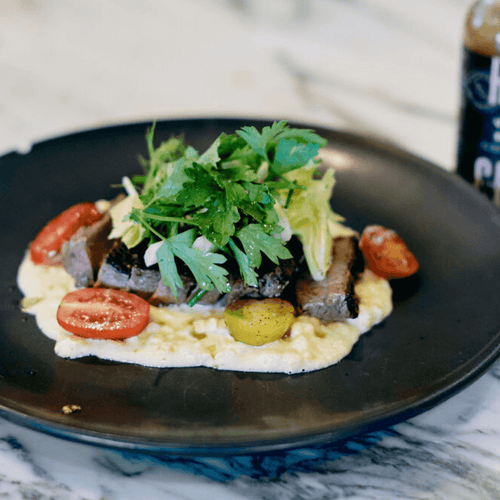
[1,364,500,499]
[0,0,469,168]
[1,0,500,499]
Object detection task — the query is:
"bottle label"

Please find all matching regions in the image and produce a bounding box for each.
[457,47,500,206]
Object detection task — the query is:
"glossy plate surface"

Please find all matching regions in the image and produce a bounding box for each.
[1,118,500,455]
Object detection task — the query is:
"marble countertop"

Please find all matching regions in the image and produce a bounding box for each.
[2,0,500,498]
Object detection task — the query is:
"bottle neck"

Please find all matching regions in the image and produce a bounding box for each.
[466,0,500,56]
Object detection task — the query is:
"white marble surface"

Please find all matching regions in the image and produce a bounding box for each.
[2,0,500,499]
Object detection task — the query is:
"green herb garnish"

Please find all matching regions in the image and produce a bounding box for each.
[112,121,333,302]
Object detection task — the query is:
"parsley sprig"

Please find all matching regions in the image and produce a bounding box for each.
[124,121,328,299]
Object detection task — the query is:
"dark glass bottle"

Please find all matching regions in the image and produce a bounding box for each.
[457,0,500,206]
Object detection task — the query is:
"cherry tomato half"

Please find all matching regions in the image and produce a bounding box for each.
[57,288,150,340]
[30,202,104,265]
[359,225,419,280]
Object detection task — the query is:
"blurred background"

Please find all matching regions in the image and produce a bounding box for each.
[1,0,471,170]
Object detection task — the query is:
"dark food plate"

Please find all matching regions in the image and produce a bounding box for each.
[1,118,500,455]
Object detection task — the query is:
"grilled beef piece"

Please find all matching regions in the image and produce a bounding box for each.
[150,254,296,307]
[222,275,259,306]
[149,272,222,307]
[128,266,162,298]
[257,258,297,297]
[95,240,161,299]
[61,213,114,287]
[149,274,194,307]
[222,257,297,305]
[295,236,364,323]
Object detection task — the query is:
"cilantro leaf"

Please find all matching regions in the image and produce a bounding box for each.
[155,156,192,201]
[195,199,240,247]
[236,121,288,159]
[228,239,258,286]
[198,137,221,166]
[236,224,292,268]
[156,241,183,298]
[176,164,218,207]
[155,230,199,298]
[217,133,249,160]
[268,126,328,147]
[170,244,230,293]
[156,229,230,296]
[271,138,321,175]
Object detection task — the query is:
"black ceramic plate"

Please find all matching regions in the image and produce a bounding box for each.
[1,118,500,456]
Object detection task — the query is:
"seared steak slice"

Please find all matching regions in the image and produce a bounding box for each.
[149,274,194,306]
[150,255,297,307]
[95,240,161,299]
[222,257,297,305]
[128,266,162,297]
[295,236,363,322]
[61,214,114,287]
[150,274,222,307]
[222,275,259,306]
[257,258,296,297]
[95,240,134,289]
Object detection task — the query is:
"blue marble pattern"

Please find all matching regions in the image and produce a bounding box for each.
[1,0,500,498]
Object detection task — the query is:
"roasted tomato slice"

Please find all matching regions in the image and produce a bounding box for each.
[57,288,150,340]
[30,202,104,265]
[359,225,419,280]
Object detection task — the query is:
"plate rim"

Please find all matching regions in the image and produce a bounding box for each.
[2,116,500,455]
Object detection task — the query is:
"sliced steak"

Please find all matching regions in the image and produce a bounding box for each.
[150,271,223,306]
[95,240,161,299]
[222,257,297,305]
[129,266,162,297]
[295,236,363,323]
[149,274,194,306]
[61,213,114,287]
[150,255,297,307]
[222,275,259,306]
[257,258,296,298]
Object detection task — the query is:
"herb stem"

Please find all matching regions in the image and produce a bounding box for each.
[187,288,208,307]
[141,212,197,225]
[285,185,296,209]
[132,211,166,241]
